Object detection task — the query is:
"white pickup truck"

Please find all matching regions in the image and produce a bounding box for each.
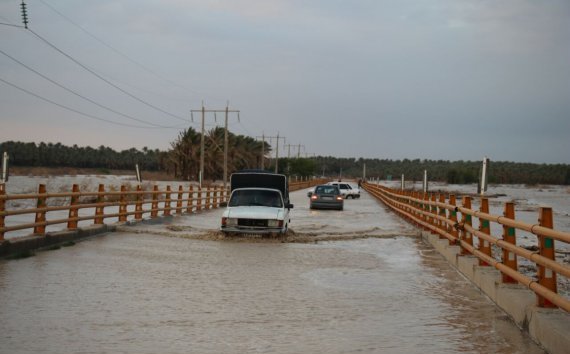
[220,171,294,235]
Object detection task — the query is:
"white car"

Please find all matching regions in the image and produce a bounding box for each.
[327,182,360,199]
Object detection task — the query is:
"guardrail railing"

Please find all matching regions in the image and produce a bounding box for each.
[289,178,328,191]
[363,182,570,313]
[0,183,228,240]
[0,178,327,241]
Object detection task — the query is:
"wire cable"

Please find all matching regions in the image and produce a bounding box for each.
[0,75,177,129]
[0,48,179,129]
[0,22,25,28]
[37,0,202,97]
[26,28,190,123]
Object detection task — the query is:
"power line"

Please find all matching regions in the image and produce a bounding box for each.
[0,11,24,28]
[0,48,178,129]
[0,75,176,129]
[0,22,24,28]
[37,0,202,98]
[26,28,190,123]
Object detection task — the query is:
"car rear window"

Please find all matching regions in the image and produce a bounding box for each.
[315,186,339,194]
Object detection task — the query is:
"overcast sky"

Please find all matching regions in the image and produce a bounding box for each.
[1,0,569,163]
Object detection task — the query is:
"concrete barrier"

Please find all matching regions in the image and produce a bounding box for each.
[421,230,570,354]
[0,224,115,258]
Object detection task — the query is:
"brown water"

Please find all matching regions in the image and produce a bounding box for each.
[0,189,545,354]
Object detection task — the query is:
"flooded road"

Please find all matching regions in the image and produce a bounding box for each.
[0,189,545,353]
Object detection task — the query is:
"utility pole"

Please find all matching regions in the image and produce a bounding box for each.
[222,102,240,191]
[1,152,9,183]
[479,156,490,196]
[191,103,239,189]
[284,144,302,159]
[284,144,292,159]
[283,144,306,159]
[256,133,266,169]
[267,134,285,173]
[297,144,305,159]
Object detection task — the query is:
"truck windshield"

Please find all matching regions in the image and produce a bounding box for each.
[229,190,283,208]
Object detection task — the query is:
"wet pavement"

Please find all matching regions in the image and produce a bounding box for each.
[0,188,545,353]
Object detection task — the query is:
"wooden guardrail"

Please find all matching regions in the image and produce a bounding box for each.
[0,183,228,240]
[289,178,328,191]
[0,178,326,241]
[363,182,570,313]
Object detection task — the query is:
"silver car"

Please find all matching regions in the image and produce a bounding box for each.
[309,184,344,210]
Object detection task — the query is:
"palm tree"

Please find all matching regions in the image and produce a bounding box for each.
[169,128,201,180]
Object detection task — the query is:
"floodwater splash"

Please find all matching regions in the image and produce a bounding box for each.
[117,224,419,244]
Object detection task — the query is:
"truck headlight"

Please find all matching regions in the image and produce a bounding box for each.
[267,220,283,228]
[222,217,237,226]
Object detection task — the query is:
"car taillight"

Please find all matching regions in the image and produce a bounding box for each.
[336,196,343,201]
[221,217,227,226]
[311,195,318,200]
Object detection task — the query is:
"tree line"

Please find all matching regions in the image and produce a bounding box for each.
[2,136,569,185]
[0,141,166,172]
[311,157,570,185]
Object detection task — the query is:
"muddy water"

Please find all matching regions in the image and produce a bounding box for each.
[0,189,545,354]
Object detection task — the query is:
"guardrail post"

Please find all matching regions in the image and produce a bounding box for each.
[151,185,159,218]
[502,202,518,283]
[402,190,408,221]
[460,196,473,255]
[537,207,557,308]
[438,194,446,238]
[187,185,194,213]
[206,187,211,210]
[67,184,80,229]
[135,185,143,220]
[422,193,429,231]
[34,184,47,235]
[408,191,414,223]
[176,186,183,214]
[430,194,437,231]
[0,183,6,241]
[410,192,417,225]
[407,191,413,221]
[415,192,423,228]
[399,190,406,218]
[196,187,202,211]
[94,184,105,225]
[164,186,172,216]
[119,185,127,222]
[214,186,219,208]
[448,195,458,245]
[478,197,491,266]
